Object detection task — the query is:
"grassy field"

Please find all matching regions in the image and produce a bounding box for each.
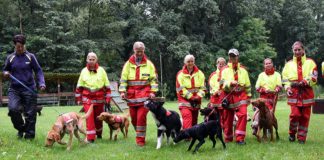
[0,100,324,160]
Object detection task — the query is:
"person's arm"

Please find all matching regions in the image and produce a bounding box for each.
[102,69,111,103]
[3,54,12,78]
[119,61,129,99]
[197,71,206,98]
[149,61,158,94]
[75,69,85,104]
[30,54,45,89]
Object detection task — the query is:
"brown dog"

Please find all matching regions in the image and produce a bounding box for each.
[45,104,93,150]
[97,112,129,140]
[252,99,279,142]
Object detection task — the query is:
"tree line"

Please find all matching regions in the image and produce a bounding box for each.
[0,0,323,99]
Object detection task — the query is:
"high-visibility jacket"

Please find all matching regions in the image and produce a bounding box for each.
[219,63,251,108]
[255,71,282,107]
[119,54,158,107]
[176,65,206,109]
[75,65,111,105]
[282,55,317,106]
[322,62,324,78]
[209,69,222,107]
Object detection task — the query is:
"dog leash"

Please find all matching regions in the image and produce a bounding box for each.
[9,73,38,95]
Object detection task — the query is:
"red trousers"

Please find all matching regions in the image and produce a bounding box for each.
[218,108,225,129]
[289,106,311,141]
[84,103,104,140]
[223,105,248,142]
[180,107,199,130]
[129,105,149,145]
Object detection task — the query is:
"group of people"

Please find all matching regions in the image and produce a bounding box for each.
[2,34,323,147]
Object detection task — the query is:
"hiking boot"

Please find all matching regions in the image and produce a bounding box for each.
[298,140,305,144]
[236,141,246,145]
[97,135,102,139]
[289,135,295,142]
[17,131,24,139]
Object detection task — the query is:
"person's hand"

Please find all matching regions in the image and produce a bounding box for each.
[275,86,281,93]
[3,71,10,78]
[299,80,308,87]
[287,88,293,96]
[230,81,238,87]
[77,101,82,105]
[214,91,221,96]
[40,85,46,91]
[120,92,126,99]
[149,93,155,99]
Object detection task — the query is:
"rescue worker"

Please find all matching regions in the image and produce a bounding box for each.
[219,48,251,145]
[252,58,282,135]
[75,52,111,143]
[176,54,206,130]
[282,41,317,144]
[209,57,226,128]
[3,34,46,140]
[119,41,158,146]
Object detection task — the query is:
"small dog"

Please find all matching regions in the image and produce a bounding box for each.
[45,104,93,150]
[144,99,182,149]
[97,112,130,140]
[173,120,226,153]
[252,99,279,142]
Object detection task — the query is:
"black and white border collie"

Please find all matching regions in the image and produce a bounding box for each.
[144,99,182,149]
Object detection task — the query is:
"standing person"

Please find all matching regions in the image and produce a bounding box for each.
[219,49,251,145]
[252,58,282,135]
[209,57,226,127]
[282,41,317,144]
[176,54,206,131]
[75,52,111,143]
[3,34,46,139]
[119,41,158,146]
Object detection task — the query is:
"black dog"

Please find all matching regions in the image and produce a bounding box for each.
[36,105,43,116]
[144,99,182,149]
[200,106,218,122]
[173,120,226,153]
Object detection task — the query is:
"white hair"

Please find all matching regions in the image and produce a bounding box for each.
[87,52,97,60]
[184,54,195,64]
[133,41,145,50]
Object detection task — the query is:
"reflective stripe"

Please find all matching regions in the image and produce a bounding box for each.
[119,86,126,90]
[224,134,233,139]
[187,88,199,93]
[120,79,127,83]
[87,130,96,135]
[303,99,314,104]
[82,98,105,103]
[298,132,307,137]
[282,79,289,83]
[9,55,16,63]
[176,86,184,92]
[178,102,191,107]
[151,85,158,89]
[136,126,146,131]
[289,126,297,131]
[228,100,249,108]
[299,126,308,132]
[200,86,207,90]
[75,94,81,97]
[288,98,298,103]
[105,94,111,97]
[136,132,146,137]
[127,97,149,103]
[291,122,298,126]
[128,81,149,86]
[235,130,246,135]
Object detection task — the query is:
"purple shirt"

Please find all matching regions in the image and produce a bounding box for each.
[3,51,45,91]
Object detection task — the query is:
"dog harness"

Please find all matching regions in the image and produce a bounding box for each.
[114,116,123,123]
[166,110,171,116]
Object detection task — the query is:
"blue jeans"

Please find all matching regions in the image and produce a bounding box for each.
[8,88,37,138]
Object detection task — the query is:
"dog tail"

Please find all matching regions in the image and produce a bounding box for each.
[81,104,94,119]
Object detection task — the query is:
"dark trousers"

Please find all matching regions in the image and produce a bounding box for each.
[8,88,37,138]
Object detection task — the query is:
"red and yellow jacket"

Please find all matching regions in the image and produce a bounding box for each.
[282,55,317,106]
[75,64,111,105]
[119,54,158,107]
[255,70,282,108]
[218,63,251,109]
[208,69,222,108]
[176,65,206,110]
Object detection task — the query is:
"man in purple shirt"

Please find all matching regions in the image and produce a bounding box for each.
[3,34,46,140]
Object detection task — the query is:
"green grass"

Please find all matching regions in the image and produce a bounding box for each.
[0,101,324,160]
